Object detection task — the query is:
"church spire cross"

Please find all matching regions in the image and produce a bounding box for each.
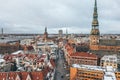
[95,0,97,8]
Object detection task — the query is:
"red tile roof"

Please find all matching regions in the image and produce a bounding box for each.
[8,72,19,80]
[20,72,30,80]
[31,71,44,80]
[0,72,7,80]
[0,71,45,80]
[70,52,98,59]
[4,53,39,61]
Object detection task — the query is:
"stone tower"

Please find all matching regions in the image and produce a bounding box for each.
[90,0,100,45]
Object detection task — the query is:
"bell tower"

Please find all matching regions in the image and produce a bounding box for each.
[90,0,100,45]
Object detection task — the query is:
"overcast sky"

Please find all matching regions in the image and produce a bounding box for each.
[0,0,119,34]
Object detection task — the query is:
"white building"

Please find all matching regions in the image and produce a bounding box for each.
[100,55,118,69]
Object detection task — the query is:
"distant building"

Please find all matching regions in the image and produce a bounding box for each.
[0,28,4,39]
[58,30,63,38]
[42,27,57,42]
[100,55,118,69]
[20,39,33,45]
[70,64,117,80]
[89,0,120,54]
[35,41,58,53]
[0,38,22,54]
[43,27,48,40]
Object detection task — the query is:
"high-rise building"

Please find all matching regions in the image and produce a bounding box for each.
[1,28,3,36]
[0,28,4,39]
[58,30,63,38]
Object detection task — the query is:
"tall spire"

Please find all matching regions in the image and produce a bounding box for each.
[44,27,48,40]
[91,0,100,35]
[95,0,97,8]
[66,28,68,38]
[92,0,99,27]
[66,28,68,35]
[1,28,3,35]
[45,27,47,33]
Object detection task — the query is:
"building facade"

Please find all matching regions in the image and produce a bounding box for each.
[58,30,63,38]
[70,64,117,80]
[64,43,98,66]
[100,55,118,69]
[70,52,98,66]
[0,42,22,54]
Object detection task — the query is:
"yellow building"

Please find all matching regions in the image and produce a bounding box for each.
[70,64,104,80]
[70,64,117,80]
[115,72,120,80]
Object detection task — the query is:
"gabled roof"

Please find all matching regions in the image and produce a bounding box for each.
[0,72,7,80]
[20,72,31,80]
[26,74,32,80]
[31,71,44,80]
[15,74,21,80]
[8,72,20,80]
[0,71,45,80]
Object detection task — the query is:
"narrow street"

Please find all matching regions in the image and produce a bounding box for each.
[55,49,69,80]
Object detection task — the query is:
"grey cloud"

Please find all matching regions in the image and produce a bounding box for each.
[0,0,119,34]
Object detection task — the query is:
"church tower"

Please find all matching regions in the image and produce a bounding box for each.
[43,27,48,40]
[90,0,100,45]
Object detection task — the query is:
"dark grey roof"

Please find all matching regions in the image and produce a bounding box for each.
[90,50,118,57]
[99,39,120,46]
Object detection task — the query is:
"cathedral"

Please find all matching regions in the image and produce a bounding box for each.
[90,0,120,56]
